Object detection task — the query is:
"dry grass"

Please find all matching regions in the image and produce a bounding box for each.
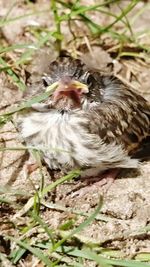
[0,1,150,266]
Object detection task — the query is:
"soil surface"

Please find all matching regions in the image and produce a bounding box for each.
[0,0,150,266]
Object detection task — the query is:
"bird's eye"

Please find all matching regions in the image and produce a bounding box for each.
[42,77,49,87]
[42,76,53,87]
[86,74,93,87]
[80,72,93,88]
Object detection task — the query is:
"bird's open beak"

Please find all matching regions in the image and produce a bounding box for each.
[72,81,89,93]
[45,80,89,94]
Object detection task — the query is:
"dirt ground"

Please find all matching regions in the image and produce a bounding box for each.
[0,0,150,265]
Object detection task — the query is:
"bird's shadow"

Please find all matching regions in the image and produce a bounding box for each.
[64,167,142,198]
[117,168,141,179]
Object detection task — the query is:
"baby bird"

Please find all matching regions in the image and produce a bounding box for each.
[17,54,150,182]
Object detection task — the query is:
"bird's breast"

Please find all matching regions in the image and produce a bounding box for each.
[18,109,139,172]
[19,110,93,169]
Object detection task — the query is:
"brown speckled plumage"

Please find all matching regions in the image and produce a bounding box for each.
[17,55,150,176]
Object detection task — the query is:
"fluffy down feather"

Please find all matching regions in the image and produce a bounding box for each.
[17,55,150,175]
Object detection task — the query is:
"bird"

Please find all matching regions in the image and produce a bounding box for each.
[16,53,150,186]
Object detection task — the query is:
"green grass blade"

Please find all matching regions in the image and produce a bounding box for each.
[0,86,54,120]
[103,0,140,32]
[31,212,55,247]
[0,57,26,91]
[0,43,37,54]
[6,236,52,266]
[10,247,26,264]
[42,169,81,197]
[0,9,50,27]
[135,253,150,262]
[51,197,103,252]
[79,248,150,267]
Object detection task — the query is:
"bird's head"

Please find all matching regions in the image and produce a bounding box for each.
[48,76,89,110]
[42,56,100,110]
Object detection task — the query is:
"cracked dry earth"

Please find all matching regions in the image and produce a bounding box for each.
[0,0,150,263]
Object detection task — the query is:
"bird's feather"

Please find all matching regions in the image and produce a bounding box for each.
[17,55,150,175]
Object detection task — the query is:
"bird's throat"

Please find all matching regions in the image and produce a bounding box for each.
[53,95,80,110]
[53,90,81,110]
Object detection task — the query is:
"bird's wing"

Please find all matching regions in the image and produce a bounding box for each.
[86,74,150,155]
